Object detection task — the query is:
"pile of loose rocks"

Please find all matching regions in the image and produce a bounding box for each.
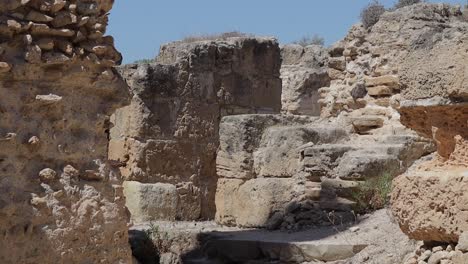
[405,234,468,264]
[0,0,121,68]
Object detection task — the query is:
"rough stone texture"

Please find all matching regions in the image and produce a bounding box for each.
[215,114,433,228]
[0,1,132,263]
[123,181,178,222]
[216,114,322,180]
[392,164,468,243]
[214,5,459,230]
[110,37,282,220]
[280,44,330,116]
[388,5,468,244]
[403,241,468,264]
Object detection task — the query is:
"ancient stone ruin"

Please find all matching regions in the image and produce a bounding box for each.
[0,0,131,263]
[0,1,467,264]
[109,38,282,221]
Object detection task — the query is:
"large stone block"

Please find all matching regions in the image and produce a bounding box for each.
[281,45,330,116]
[392,167,468,243]
[216,114,319,179]
[253,125,348,178]
[112,38,283,219]
[215,178,321,227]
[124,181,178,222]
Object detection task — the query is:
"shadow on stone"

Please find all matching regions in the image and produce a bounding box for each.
[129,229,160,264]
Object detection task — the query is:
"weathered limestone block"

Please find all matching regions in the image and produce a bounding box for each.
[351,116,384,134]
[334,150,400,180]
[215,178,321,227]
[216,114,320,180]
[215,109,433,228]
[253,125,348,178]
[111,38,282,220]
[392,166,468,243]
[399,102,468,159]
[392,113,468,243]
[281,44,330,116]
[123,181,178,222]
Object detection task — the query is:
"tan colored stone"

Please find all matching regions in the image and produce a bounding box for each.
[112,38,282,219]
[51,11,77,27]
[351,116,384,134]
[392,167,468,243]
[25,10,53,23]
[123,181,178,222]
[367,85,394,96]
[0,62,11,73]
[36,38,54,50]
[38,168,57,182]
[365,75,399,88]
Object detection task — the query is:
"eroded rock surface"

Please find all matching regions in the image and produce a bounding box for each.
[0,0,132,263]
[110,37,282,221]
[281,44,330,116]
[215,4,450,229]
[215,112,433,228]
[389,3,468,244]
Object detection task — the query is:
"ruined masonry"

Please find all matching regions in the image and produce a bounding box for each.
[0,0,132,263]
[0,1,467,264]
[127,4,466,264]
[109,38,282,221]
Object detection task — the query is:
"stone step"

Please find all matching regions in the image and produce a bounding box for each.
[131,209,411,264]
[202,236,366,263]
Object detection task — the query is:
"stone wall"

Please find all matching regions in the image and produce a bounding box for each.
[109,37,282,221]
[390,4,468,243]
[0,0,132,263]
[214,4,449,229]
[280,44,330,116]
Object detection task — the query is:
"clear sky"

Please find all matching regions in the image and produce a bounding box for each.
[107,0,466,63]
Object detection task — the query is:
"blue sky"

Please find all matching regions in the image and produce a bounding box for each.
[108,0,466,63]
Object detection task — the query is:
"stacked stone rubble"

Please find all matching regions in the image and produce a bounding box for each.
[0,0,132,263]
[0,0,121,68]
[109,37,282,221]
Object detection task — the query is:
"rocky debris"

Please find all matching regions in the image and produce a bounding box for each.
[0,1,132,263]
[404,242,468,264]
[110,37,282,221]
[281,44,330,116]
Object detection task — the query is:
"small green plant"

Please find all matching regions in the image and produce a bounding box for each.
[293,34,325,46]
[352,173,393,213]
[360,0,386,29]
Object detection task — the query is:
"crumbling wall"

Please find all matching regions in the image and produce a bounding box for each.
[110,37,282,221]
[390,4,468,243]
[0,1,132,263]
